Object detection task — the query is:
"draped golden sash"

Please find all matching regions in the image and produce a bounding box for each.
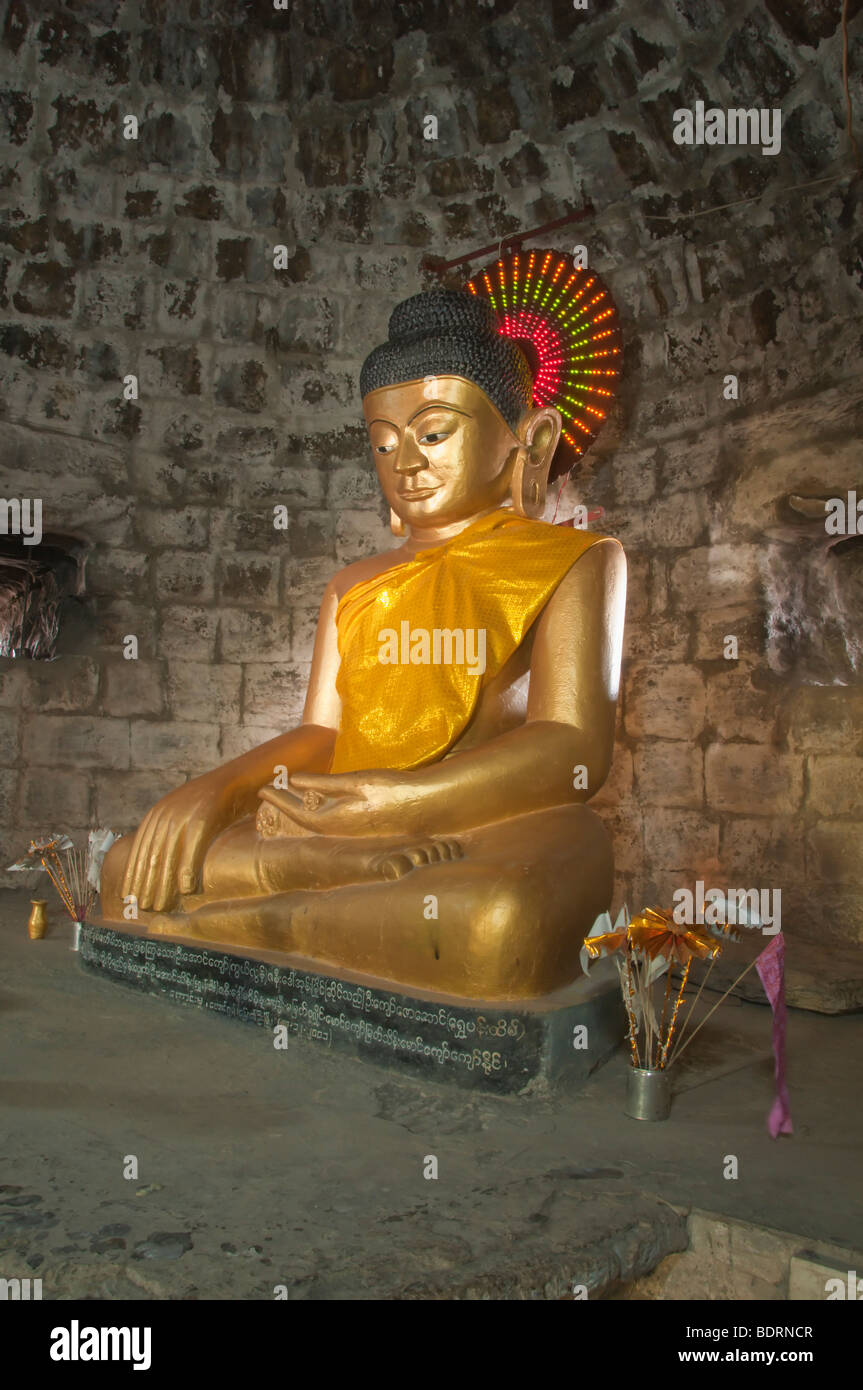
[330,509,603,773]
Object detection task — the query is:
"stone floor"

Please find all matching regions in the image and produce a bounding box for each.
[2,888,860,1300]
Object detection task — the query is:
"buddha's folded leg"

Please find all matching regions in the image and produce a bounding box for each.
[98,816,464,921]
[145,803,613,1000]
[200,819,463,897]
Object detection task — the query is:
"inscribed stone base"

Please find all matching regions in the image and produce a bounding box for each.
[80,919,625,1094]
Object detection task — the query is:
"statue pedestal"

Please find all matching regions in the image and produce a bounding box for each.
[80,919,625,1094]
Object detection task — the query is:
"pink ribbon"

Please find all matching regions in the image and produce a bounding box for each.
[755,934,793,1138]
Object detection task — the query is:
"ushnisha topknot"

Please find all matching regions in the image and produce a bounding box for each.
[359,287,534,431]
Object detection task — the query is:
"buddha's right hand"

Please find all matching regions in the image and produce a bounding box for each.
[120,771,237,912]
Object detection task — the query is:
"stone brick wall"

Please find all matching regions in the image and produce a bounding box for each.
[0,0,861,946]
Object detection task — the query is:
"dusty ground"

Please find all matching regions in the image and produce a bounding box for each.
[2,888,860,1300]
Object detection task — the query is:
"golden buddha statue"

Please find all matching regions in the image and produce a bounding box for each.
[99,288,626,1000]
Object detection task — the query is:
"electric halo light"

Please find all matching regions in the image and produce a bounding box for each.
[465,247,623,478]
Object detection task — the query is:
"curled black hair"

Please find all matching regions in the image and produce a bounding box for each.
[359,288,534,430]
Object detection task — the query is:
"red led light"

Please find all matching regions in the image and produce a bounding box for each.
[465,248,623,475]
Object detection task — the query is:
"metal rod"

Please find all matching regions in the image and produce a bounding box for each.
[420,205,596,274]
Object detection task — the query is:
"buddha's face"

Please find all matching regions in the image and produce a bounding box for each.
[363,375,522,531]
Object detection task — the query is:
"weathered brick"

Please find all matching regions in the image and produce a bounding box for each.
[276,295,336,353]
[634,742,703,807]
[47,95,118,153]
[0,88,34,145]
[283,556,339,602]
[220,722,283,762]
[807,822,863,885]
[0,213,48,254]
[280,366,354,412]
[154,550,216,602]
[43,164,117,218]
[296,119,369,188]
[611,490,709,549]
[0,766,18,806]
[693,606,766,662]
[85,548,150,599]
[612,446,659,507]
[808,756,863,818]
[136,506,209,550]
[705,669,779,743]
[125,184,163,219]
[214,357,268,412]
[236,465,325,510]
[243,663,308,725]
[0,708,20,762]
[214,424,278,466]
[290,607,320,664]
[174,183,224,220]
[144,341,203,396]
[622,614,689,662]
[130,720,216,773]
[720,816,808,886]
[286,509,335,558]
[82,271,150,331]
[211,506,288,552]
[0,660,28,709]
[138,26,213,93]
[22,655,99,713]
[13,260,76,316]
[643,809,720,873]
[0,322,71,370]
[102,660,165,717]
[21,767,90,824]
[705,744,804,815]
[138,108,201,173]
[220,610,292,663]
[162,412,213,458]
[210,107,289,180]
[218,554,279,606]
[158,606,218,660]
[22,714,130,770]
[335,509,387,565]
[327,464,379,507]
[669,545,763,610]
[156,277,203,334]
[55,218,123,267]
[786,688,863,755]
[89,601,158,655]
[94,769,180,830]
[624,663,706,740]
[166,661,241,721]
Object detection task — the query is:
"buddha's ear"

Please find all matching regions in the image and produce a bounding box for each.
[510,406,563,519]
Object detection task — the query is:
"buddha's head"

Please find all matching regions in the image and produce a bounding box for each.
[360,289,562,533]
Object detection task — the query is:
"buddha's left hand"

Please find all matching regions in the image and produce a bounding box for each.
[259,770,417,836]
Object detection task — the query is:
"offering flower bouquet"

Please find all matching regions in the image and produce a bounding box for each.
[9,829,118,946]
[582,904,791,1135]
